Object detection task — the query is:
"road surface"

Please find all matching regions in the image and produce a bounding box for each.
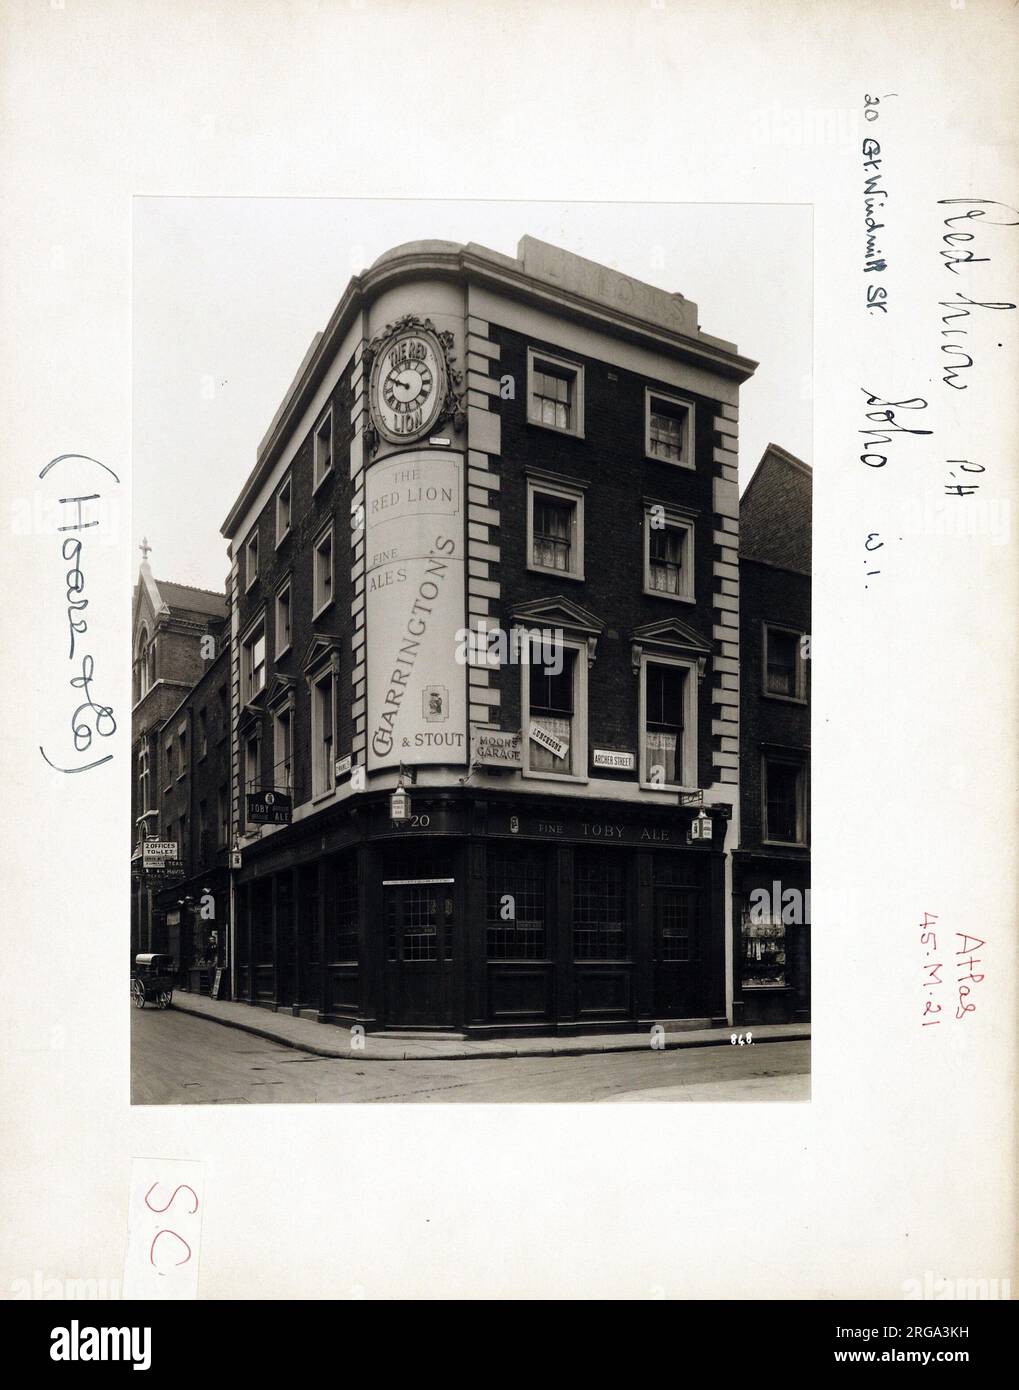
[131,1006,810,1104]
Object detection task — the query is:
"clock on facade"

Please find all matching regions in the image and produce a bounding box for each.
[370,328,446,444]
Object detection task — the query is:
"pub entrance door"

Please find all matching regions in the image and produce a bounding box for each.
[383,877,455,1028]
[652,885,707,1017]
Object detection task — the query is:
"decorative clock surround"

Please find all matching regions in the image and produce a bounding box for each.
[365,314,465,452]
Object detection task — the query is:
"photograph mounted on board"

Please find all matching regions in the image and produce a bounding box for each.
[129,199,811,1104]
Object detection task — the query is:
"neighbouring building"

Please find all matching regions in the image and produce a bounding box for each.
[130,551,231,991]
[732,445,811,1025]
[219,236,758,1035]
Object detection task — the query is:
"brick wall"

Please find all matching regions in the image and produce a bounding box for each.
[738,556,811,848]
[234,361,356,807]
[481,322,730,786]
[187,646,231,871]
[155,626,212,688]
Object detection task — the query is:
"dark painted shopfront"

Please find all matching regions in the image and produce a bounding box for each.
[731,855,810,1026]
[233,791,727,1036]
[155,874,231,997]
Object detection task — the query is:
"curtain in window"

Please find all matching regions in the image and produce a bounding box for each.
[529,653,574,773]
[766,632,797,696]
[645,662,686,784]
[649,524,683,593]
[533,496,572,570]
[650,406,685,461]
[534,368,571,429]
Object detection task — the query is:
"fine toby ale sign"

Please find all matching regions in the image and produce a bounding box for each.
[246,790,293,825]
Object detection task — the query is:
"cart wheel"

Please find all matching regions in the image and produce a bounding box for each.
[157,990,172,1010]
[132,980,145,1009]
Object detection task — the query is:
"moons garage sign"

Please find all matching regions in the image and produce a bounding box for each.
[366,450,467,772]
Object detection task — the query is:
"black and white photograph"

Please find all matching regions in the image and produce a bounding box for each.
[129,202,812,1103]
[2,0,1016,1328]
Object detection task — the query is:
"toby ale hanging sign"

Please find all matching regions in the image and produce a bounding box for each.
[247,790,293,825]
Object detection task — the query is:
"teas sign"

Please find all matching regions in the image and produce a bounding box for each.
[366,450,466,772]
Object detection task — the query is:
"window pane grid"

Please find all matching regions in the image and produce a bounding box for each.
[244,738,260,798]
[277,588,291,649]
[529,651,575,774]
[573,853,628,960]
[533,365,573,430]
[659,893,697,962]
[333,859,358,963]
[273,711,292,792]
[315,419,332,481]
[315,534,333,607]
[486,850,546,960]
[247,631,266,696]
[649,400,688,462]
[766,630,799,696]
[387,887,439,963]
[318,676,334,792]
[766,761,802,843]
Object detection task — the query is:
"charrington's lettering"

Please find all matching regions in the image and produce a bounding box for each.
[371,536,456,758]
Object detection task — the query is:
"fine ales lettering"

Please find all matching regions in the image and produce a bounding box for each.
[919,911,986,1027]
[371,535,460,758]
[936,199,1017,390]
[38,455,119,775]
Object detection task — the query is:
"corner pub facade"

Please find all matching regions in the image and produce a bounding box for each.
[221,236,760,1036]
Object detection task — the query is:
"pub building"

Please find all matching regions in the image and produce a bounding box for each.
[130,556,232,992]
[220,236,758,1035]
[732,446,811,1025]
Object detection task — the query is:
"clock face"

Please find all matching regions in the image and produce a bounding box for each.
[371,331,445,443]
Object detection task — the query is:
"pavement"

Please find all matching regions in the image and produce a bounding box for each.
[157,988,809,1061]
[132,1007,811,1104]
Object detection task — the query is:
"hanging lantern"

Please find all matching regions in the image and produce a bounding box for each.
[390,786,411,823]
